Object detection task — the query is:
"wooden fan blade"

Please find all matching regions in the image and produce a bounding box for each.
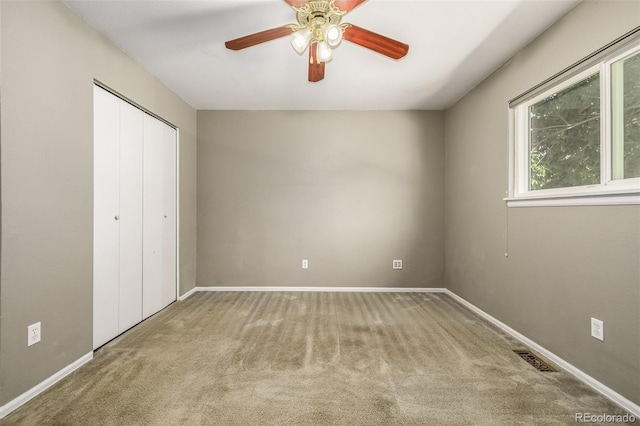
[308,42,325,82]
[283,0,307,6]
[343,25,409,60]
[334,0,368,12]
[225,26,293,50]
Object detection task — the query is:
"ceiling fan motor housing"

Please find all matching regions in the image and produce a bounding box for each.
[225,0,409,82]
[293,0,347,42]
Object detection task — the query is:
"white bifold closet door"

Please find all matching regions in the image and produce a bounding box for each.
[93,85,176,349]
[142,115,177,319]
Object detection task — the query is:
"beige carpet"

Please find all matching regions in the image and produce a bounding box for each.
[2,292,635,425]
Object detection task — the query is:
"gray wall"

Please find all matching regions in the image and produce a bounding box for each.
[0,1,197,405]
[445,0,640,404]
[1,0,637,413]
[197,111,444,288]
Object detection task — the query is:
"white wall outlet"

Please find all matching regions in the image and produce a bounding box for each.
[591,317,604,341]
[28,322,41,346]
[302,259,308,269]
[392,259,403,270]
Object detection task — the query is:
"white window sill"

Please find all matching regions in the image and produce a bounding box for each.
[505,191,640,207]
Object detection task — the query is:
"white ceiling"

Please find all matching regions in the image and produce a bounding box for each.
[64,0,580,110]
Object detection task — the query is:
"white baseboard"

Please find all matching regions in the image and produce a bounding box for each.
[178,286,199,301]
[179,286,446,299]
[0,352,93,420]
[4,288,636,420]
[183,286,639,416]
[444,289,640,417]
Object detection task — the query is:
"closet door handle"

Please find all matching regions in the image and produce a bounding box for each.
[115,215,120,221]
[164,215,167,219]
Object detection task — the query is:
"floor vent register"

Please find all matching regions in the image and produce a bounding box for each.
[513,350,557,372]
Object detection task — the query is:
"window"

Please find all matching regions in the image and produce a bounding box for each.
[611,48,640,181]
[509,37,640,206]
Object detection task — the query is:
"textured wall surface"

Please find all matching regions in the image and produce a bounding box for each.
[2,0,638,414]
[0,1,197,405]
[444,0,640,405]
[197,111,445,289]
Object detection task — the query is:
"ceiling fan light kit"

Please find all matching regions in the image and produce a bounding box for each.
[225,0,409,82]
[288,0,347,61]
[290,28,312,54]
[324,24,343,48]
[316,41,333,62]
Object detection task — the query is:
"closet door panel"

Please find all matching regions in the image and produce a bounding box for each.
[118,101,144,332]
[93,86,121,349]
[142,115,165,319]
[161,125,177,308]
[95,85,177,344]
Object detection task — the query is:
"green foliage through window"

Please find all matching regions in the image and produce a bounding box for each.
[612,50,640,179]
[514,41,640,200]
[529,74,601,190]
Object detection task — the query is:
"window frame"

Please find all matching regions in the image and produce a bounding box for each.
[508,38,640,207]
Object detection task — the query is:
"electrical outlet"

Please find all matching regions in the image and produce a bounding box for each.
[591,318,604,341]
[392,259,403,270]
[302,259,308,269]
[28,322,41,346]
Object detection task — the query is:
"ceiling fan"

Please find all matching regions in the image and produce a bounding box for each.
[225,0,409,82]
